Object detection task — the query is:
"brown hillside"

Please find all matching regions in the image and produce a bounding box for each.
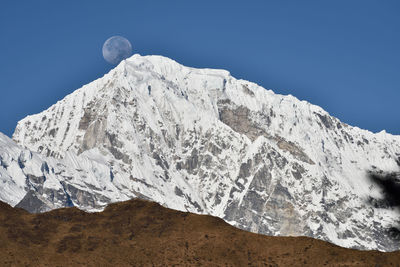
[0,199,399,267]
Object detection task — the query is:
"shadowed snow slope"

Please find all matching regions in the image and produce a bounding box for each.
[5,54,400,251]
[0,132,129,212]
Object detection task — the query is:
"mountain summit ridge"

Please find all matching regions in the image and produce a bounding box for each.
[3,54,400,251]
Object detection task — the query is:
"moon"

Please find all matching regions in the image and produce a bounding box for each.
[102,36,132,65]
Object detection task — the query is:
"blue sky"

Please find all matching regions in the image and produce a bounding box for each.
[1,1,399,136]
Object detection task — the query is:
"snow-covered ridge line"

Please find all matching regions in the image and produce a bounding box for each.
[6,54,400,251]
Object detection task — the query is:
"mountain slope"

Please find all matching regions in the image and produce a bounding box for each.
[10,54,400,251]
[0,132,129,212]
[2,198,400,266]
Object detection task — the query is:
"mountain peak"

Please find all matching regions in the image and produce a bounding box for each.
[5,54,400,251]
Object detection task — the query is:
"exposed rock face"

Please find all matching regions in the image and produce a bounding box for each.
[15,190,49,213]
[218,99,314,164]
[6,54,400,251]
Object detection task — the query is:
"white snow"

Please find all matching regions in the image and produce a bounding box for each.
[2,54,400,251]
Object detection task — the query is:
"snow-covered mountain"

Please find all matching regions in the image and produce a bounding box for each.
[0,132,130,212]
[4,54,400,251]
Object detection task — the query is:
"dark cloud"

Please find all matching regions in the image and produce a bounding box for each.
[368,171,400,208]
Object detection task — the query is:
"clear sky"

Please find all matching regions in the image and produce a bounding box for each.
[1,1,399,137]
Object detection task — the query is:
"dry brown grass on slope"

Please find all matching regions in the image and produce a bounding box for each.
[0,199,399,267]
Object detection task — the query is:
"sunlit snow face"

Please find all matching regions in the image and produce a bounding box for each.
[102,36,132,65]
